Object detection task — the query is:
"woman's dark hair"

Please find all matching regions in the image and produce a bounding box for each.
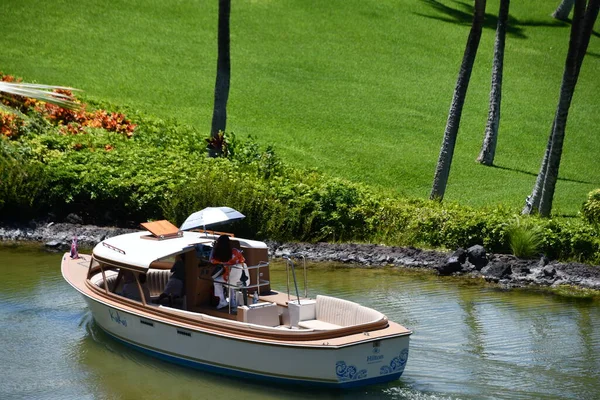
[212,235,232,262]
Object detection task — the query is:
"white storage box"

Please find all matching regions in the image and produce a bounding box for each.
[287,299,316,327]
[238,302,280,327]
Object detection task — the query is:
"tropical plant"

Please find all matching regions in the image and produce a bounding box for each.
[430,0,487,201]
[1,75,135,139]
[206,130,235,158]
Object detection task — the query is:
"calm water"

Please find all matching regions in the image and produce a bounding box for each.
[1,245,599,400]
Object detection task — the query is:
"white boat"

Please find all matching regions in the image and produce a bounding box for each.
[61,220,411,388]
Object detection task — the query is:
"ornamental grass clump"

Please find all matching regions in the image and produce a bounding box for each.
[506,218,544,259]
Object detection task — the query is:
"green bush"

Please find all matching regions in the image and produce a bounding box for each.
[2,96,599,264]
[537,218,600,263]
[582,189,600,227]
[0,140,49,219]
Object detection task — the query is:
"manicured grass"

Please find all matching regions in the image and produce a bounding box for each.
[1,0,598,216]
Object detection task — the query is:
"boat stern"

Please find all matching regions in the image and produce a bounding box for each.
[332,333,411,388]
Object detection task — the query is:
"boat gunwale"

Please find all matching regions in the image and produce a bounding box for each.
[83,277,408,344]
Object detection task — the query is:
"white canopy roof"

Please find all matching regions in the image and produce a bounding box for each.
[92,231,213,269]
[92,230,268,270]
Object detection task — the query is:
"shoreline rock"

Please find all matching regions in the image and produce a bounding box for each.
[1,221,599,292]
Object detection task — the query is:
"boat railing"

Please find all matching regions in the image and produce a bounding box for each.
[218,261,270,313]
[283,254,308,305]
[220,261,270,293]
[102,242,126,255]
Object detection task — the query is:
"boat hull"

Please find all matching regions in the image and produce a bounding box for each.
[83,296,410,388]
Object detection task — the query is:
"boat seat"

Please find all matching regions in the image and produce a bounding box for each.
[297,319,342,330]
[91,270,170,298]
[146,269,171,297]
[297,295,385,330]
[91,270,118,289]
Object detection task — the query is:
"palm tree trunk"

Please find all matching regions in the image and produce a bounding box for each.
[209,0,231,157]
[553,0,575,20]
[477,0,510,166]
[431,0,487,200]
[522,120,553,214]
[538,0,599,217]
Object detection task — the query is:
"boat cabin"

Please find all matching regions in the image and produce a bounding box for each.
[88,221,278,316]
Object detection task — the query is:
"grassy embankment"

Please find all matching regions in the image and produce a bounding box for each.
[1,0,598,216]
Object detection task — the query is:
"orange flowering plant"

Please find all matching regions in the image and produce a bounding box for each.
[1,73,136,140]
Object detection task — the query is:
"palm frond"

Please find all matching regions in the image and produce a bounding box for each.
[0,81,81,110]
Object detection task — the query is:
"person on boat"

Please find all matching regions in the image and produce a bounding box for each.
[156,254,185,307]
[121,271,151,303]
[210,235,246,309]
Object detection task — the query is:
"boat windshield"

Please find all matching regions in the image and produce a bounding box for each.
[88,261,154,306]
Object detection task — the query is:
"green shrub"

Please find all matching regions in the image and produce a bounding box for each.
[2,95,599,264]
[537,218,600,263]
[582,189,600,227]
[0,140,49,219]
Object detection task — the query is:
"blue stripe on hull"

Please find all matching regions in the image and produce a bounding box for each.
[101,328,403,389]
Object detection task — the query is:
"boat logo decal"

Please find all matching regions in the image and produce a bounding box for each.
[336,361,367,382]
[367,354,384,364]
[379,348,408,375]
[109,309,128,327]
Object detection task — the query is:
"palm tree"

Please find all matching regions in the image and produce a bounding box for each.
[0,81,79,112]
[477,0,510,166]
[430,0,487,201]
[524,0,599,217]
[209,0,231,158]
[553,0,575,20]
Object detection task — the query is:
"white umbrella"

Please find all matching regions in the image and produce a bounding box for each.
[180,207,245,231]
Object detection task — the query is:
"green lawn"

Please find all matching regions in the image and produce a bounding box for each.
[1,0,599,216]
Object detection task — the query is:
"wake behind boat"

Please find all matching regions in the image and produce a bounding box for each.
[61,216,411,388]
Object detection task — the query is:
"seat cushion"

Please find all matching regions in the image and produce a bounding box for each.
[297,319,342,330]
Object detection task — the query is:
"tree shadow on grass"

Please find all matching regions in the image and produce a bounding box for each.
[549,17,600,41]
[415,0,578,40]
[491,164,598,185]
